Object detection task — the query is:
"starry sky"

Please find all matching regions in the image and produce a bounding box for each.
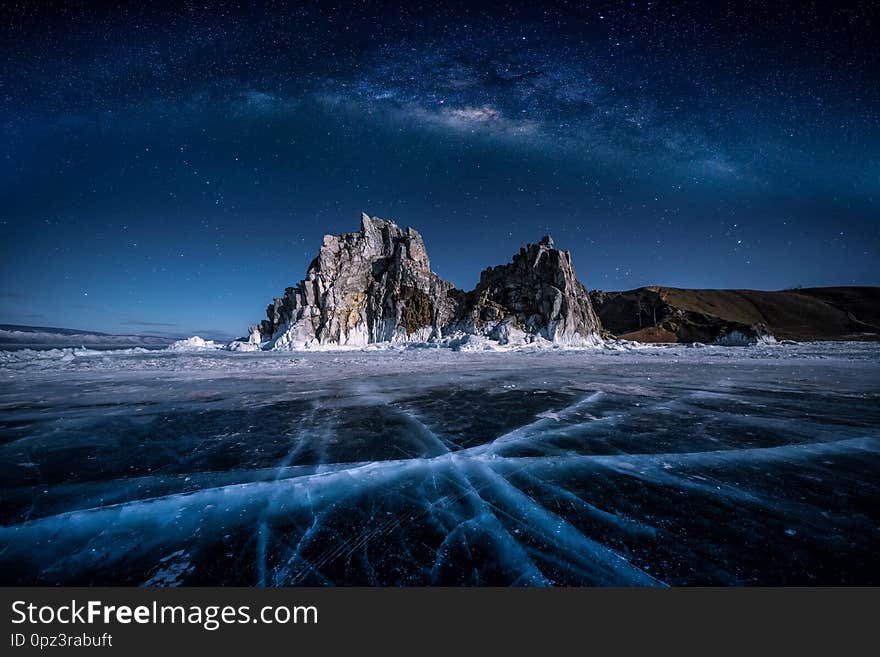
[1,1,878,339]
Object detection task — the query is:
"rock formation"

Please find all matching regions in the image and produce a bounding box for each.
[452,236,601,345]
[238,213,602,350]
[251,213,456,349]
[233,213,879,350]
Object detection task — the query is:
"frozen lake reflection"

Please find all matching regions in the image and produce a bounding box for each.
[1,343,878,585]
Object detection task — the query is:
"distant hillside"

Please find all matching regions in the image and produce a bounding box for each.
[590,286,880,343]
[0,324,177,349]
[0,324,114,336]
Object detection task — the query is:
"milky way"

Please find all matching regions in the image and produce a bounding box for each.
[0,2,877,337]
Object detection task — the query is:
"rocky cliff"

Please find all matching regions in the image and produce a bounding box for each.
[238,213,601,350]
[250,213,456,349]
[452,236,601,345]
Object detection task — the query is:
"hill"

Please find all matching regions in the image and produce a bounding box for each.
[590,286,880,343]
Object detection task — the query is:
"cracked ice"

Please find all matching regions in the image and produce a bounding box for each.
[0,342,878,585]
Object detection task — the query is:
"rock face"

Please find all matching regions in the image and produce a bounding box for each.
[253,213,456,349]
[243,214,602,349]
[453,236,601,345]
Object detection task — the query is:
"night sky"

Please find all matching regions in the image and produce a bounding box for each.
[1,1,877,339]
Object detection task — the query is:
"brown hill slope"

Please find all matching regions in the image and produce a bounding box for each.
[590,286,880,343]
[792,287,880,329]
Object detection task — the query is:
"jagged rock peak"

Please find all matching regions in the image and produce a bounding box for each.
[234,213,603,351]
[249,212,456,350]
[459,236,602,345]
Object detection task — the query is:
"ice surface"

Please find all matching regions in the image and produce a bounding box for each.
[0,342,878,585]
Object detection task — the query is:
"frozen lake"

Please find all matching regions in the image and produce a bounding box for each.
[1,342,878,585]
